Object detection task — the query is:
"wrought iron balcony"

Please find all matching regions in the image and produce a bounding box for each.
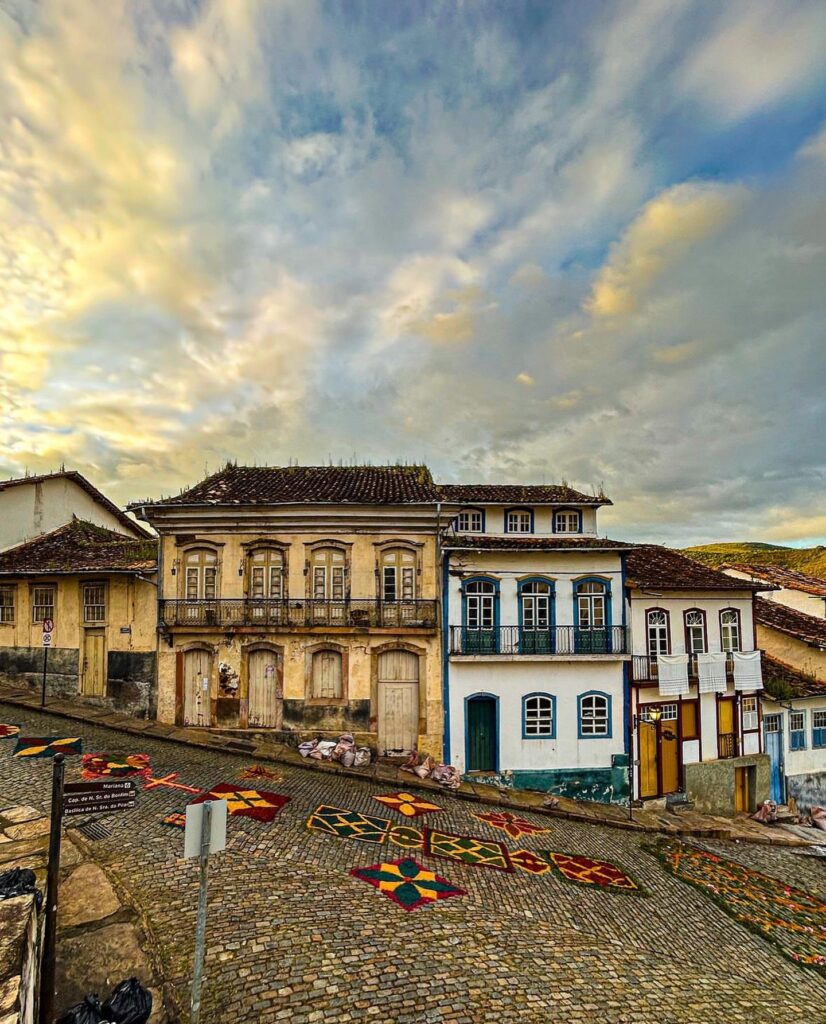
[449,625,630,656]
[161,598,439,630]
[631,653,740,682]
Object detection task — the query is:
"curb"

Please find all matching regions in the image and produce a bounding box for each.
[0,689,812,848]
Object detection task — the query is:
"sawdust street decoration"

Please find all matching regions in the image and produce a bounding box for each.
[473,810,552,840]
[0,724,21,739]
[239,764,284,783]
[144,773,201,794]
[350,857,467,912]
[373,792,442,818]
[189,783,290,822]
[81,753,152,780]
[14,737,82,758]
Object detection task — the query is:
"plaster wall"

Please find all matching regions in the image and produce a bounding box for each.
[452,505,599,536]
[684,755,770,816]
[760,696,826,776]
[724,569,826,618]
[629,591,756,656]
[757,625,826,682]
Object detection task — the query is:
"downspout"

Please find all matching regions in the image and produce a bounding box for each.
[437,502,451,764]
[620,553,632,799]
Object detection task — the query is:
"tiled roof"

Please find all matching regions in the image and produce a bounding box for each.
[625,546,770,591]
[755,597,826,649]
[443,534,635,551]
[0,520,158,574]
[139,465,441,506]
[0,470,153,538]
[437,484,610,506]
[723,562,826,598]
[761,654,826,699]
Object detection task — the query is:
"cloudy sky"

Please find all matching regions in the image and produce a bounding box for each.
[1,0,825,545]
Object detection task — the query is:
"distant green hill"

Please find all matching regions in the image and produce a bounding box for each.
[681,542,826,578]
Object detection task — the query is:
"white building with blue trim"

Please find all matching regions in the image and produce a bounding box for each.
[438,484,634,805]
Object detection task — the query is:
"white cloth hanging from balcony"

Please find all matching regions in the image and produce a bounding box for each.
[657,654,690,695]
[733,650,762,691]
[696,652,728,693]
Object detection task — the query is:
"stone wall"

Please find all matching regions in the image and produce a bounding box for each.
[472,755,631,806]
[684,754,770,816]
[786,770,826,814]
[0,892,40,1024]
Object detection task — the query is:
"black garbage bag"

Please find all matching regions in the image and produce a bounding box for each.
[101,977,152,1024]
[0,866,42,908]
[55,994,104,1024]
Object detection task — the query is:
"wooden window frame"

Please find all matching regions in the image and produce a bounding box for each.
[179,546,221,601]
[31,584,56,625]
[522,692,556,739]
[680,699,700,741]
[646,607,671,657]
[578,691,612,739]
[719,608,742,653]
[504,507,534,534]
[683,608,708,655]
[377,545,420,602]
[81,580,108,625]
[553,508,582,534]
[0,584,16,625]
[456,508,485,533]
[244,545,288,601]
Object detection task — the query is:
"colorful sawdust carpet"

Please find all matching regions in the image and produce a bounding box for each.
[424,827,514,873]
[652,840,826,971]
[0,724,21,739]
[81,753,152,780]
[307,805,391,844]
[190,784,290,822]
[373,792,442,818]
[540,851,643,893]
[162,812,186,829]
[473,810,551,840]
[14,737,82,758]
[388,825,425,850]
[239,764,284,783]
[350,857,466,912]
[144,773,201,794]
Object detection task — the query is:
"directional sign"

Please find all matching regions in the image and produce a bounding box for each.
[63,779,136,816]
[184,799,227,859]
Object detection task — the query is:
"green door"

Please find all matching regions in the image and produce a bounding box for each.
[467,697,497,771]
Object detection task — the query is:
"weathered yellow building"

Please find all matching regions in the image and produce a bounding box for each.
[0,519,159,715]
[133,465,444,755]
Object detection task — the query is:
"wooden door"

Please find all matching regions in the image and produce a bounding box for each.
[466,696,497,772]
[718,698,737,758]
[735,767,750,813]
[638,721,658,798]
[378,651,419,754]
[763,715,785,803]
[659,719,680,794]
[247,650,282,729]
[81,630,106,696]
[184,649,212,726]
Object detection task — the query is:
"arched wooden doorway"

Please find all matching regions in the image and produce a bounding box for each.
[246,647,283,728]
[183,647,212,727]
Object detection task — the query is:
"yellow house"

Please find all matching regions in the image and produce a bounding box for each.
[0,519,159,716]
[133,465,444,756]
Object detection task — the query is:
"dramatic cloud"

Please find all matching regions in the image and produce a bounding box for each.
[1,0,824,545]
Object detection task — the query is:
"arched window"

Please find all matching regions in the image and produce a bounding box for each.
[456,508,484,533]
[311,649,343,700]
[519,579,554,653]
[247,548,284,600]
[380,547,416,601]
[574,579,611,653]
[311,547,347,601]
[184,548,218,601]
[523,693,556,738]
[578,691,611,738]
[462,578,498,653]
[554,509,581,534]
[647,609,670,657]
[505,507,533,533]
[684,609,707,654]
[720,609,741,652]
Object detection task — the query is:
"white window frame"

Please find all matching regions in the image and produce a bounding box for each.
[524,694,555,737]
[506,509,532,534]
[554,510,580,533]
[31,586,55,624]
[741,696,758,731]
[457,509,483,533]
[646,609,669,657]
[720,609,741,653]
[579,692,610,737]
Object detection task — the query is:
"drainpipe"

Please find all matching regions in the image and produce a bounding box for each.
[437,502,451,764]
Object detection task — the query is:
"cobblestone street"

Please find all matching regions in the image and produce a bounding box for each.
[1,703,824,1024]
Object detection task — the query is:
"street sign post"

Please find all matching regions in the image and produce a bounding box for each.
[63,780,137,816]
[185,799,227,1024]
[40,619,53,707]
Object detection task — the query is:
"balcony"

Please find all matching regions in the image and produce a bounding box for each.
[449,625,630,656]
[632,653,739,682]
[160,598,439,630]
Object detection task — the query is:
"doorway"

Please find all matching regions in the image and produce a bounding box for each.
[763,714,785,802]
[183,648,212,726]
[81,629,106,696]
[718,697,738,759]
[466,695,497,772]
[637,704,680,798]
[377,650,419,755]
[247,648,283,729]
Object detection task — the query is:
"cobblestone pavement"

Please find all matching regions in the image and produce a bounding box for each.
[1,703,824,1024]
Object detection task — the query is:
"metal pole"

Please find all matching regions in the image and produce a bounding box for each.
[190,800,212,1024]
[41,644,49,708]
[39,752,65,1024]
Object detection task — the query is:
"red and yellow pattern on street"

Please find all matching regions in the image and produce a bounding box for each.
[374,792,442,818]
[190,784,290,822]
[542,851,642,892]
[473,810,551,840]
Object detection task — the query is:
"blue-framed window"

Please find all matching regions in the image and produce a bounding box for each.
[461,576,499,653]
[573,577,612,653]
[790,710,806,751]
[553,508,582,533]
[504,507,534,533]
[456,507,485,533]
[813,710,826,749]
[523,693,556,738]
[518,577,555,653]
[578,691,612,738]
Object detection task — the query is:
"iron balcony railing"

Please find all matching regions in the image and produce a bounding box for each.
[160,598,439,630]
[631,653,743,682]
[449,625,630,656]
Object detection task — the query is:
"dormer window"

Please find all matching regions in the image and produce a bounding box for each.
[505,508,533,533]
[457,508,484,533]
[554,509,581,533]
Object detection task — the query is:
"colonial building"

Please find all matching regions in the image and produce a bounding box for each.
[132,465,443,755]
[0,470,150,551]
[439,484,634,804]
[625,546,768,815]
[0,519,159,716]
[723,562,826,619]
